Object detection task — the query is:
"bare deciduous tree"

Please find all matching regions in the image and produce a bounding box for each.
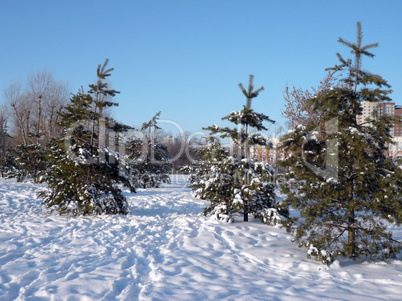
[3,70,69,145]
[4,81,32,145]
[282,71,341,130]
[0,104,9,148]
[28,69,53,144]
[42,80,70,141]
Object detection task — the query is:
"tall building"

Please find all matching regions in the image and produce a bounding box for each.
[391,106,402,157]
[358,101,395,120]
[357,101,379,126]
[358,101,402,157]
[358,101,399,136]
[394,105,402,137]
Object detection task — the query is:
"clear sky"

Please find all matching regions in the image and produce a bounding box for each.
[1,0,402,137]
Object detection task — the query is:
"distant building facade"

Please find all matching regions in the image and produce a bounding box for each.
[358,101,402,157]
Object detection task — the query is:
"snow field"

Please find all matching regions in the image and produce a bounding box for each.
[1,176,402,300]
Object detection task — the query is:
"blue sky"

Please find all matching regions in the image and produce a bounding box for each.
[1,0,402,137]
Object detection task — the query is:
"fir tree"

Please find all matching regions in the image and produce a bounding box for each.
[183,137,236,222]
[279,22,402,264]
[0,119,14,178]
[126,112,172,188]
[88,59,120,147]
[11,144,46,182]
[186,75,284,223]
[38,60,135,215]
[184,136,284,224]
[1,109,48,182]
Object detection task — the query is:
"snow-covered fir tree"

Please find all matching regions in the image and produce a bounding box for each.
[38,60,135,215]
[126,112,172,188]
[0,118,14,178]
[186,75,287,223]
[0,149,14,178]
[10,144,46,182]
[184,137,284,224]
[183,137,236,222]
[279,22,402,264]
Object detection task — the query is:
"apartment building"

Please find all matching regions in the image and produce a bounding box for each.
[358,101,402,157]
[394,105,402,137]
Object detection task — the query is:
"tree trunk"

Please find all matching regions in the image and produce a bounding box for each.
[347,182,356,257]
[36,95,42,144]
[244,124,249,159]
[347,209,356,257]
[243,200,248,222]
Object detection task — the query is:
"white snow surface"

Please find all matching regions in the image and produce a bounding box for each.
[1,176,402,301]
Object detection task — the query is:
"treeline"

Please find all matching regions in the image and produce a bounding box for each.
[0,69,199,179]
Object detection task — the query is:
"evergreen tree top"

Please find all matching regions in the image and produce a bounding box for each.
[204,75,274,153]
[338,22,378,72]
[88,58,120,107]
[238,74,265,108]
[141,111,162,131]
[58,92,96,128]
[326,22,391,94]
[96,58,115,79]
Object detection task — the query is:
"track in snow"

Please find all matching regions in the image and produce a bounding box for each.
[1,176,402,301]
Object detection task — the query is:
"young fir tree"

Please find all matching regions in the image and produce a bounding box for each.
[183,137,236,222]
[0,121,14,178]
[11,144,47,182]
[186,75,286,223]
[88,59,120,146]
[38,60,135,215]
[126,112,172,188]
[184,136,282,224]
[279,22,402,264]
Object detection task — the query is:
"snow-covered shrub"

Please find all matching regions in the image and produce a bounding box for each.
[306,244,335,265]
[0,147,19,179]
[126,137,172,189]
[6,144,47,182]
[256,208,284,226]
[208,203,234,223]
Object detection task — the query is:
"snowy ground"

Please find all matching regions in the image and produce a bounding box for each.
[1,176,402,301]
